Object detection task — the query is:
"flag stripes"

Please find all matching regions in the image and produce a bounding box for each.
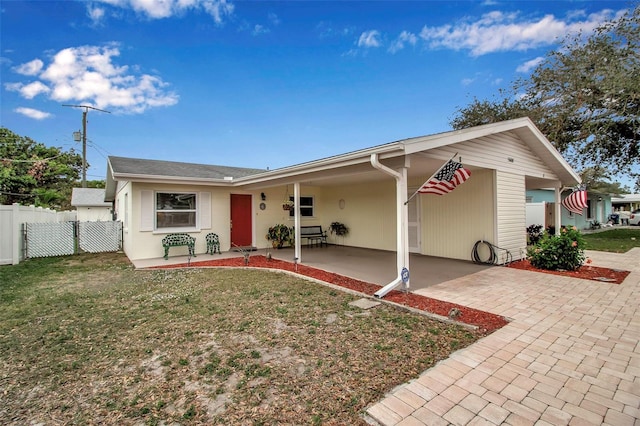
[561,189,588,215]
[418,159,471,196]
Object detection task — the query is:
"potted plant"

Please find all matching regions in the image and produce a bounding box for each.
[282,200,294,211]
[329,222,348,236]
[266,224,292,249]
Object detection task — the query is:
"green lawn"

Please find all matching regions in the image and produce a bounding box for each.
[582,228,640,253]
[0,252,481,425]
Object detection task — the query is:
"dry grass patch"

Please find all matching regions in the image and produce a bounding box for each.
[0,253,483,425]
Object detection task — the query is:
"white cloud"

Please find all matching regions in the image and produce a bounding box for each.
[202,0,234,24]
[252,24,269,36]
[14,107,52,120]
[419,9,621,56]
[92,0,234,23]
[388,31,417,54]
[14,59,44,76]
[87,4,106,25]
[358,30,381,48]
[7,44,178,114]
[5,81,51,99]
[517,56,544,73]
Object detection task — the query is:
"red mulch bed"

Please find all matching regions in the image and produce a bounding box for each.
[507,259,630,284]
[152,255,510,334]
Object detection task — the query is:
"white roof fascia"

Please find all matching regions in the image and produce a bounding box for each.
[401,117,580,186]
[235,143,405,185]
[109,172,236,186]
[612,194,640,202]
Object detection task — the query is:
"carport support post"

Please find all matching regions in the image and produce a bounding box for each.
[294,182,301,263]
[371,154,409,298]
[554,186,562,235]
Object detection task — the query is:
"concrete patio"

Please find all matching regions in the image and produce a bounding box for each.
[133,245,640,425]
[132,245,493,292]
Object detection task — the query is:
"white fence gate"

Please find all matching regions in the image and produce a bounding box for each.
[26,222,76,258]
[1,204,77,265]
[1,204,121,265]
[79,221,122,253]
[25,221,123,259]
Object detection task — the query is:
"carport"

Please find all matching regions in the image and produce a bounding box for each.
[132,246,493,292]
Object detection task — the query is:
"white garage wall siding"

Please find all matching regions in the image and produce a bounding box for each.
[421,169,495,261]
[451,132,559,179]
[496,171,527,263]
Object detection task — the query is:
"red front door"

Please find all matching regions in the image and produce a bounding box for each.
[231,194,252,247]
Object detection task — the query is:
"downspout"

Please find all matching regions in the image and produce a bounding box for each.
[370,154,410,298]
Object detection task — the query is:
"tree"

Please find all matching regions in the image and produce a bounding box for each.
[579,166,629,194]
[0,127,83,209]
[451,6,639,190]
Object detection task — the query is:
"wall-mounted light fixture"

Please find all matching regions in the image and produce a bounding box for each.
[261,192,266,201]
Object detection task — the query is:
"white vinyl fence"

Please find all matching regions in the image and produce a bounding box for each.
[526,202,546,228]
[1,204,121,265]
[1,204,77,265]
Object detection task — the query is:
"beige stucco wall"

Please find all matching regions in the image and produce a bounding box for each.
[115,181,133,259]
[315,180,397,250]
[254,183,397,251]
[118,182,235,260]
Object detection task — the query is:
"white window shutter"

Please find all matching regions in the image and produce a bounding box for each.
[200,192,212,229]
[140,190,154,231]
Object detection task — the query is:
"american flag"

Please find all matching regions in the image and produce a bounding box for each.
[418,159,471,195]
[561,188,587,215]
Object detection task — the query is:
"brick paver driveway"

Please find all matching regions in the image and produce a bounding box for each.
[366,248,640,426]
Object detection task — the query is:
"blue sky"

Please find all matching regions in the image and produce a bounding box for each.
[1,0,633,186]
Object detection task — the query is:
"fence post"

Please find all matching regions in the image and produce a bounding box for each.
[12,203,21,265]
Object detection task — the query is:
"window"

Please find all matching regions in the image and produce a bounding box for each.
[156,192,196,228]
[289,196,314,217]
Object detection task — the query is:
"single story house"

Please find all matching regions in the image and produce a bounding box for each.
[105,118,581,294]
[71,188,113,222]
[612,194,640,212]
[526,189,613,230]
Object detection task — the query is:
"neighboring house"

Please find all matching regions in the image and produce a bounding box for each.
[71,188,112,222]
[105,118,581,283]
[526,189,612,230]
[611,194,640,212]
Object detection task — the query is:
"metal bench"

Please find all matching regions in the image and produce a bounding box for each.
[162,233,196,260]
[205,233,221,254]
[299,225,327,247]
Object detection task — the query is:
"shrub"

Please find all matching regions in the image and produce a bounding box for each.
[527,226,586,271]
[526,224,544,245]
[265,224,292,249]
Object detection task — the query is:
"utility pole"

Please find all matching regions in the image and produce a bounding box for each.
[62,105,111,187]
